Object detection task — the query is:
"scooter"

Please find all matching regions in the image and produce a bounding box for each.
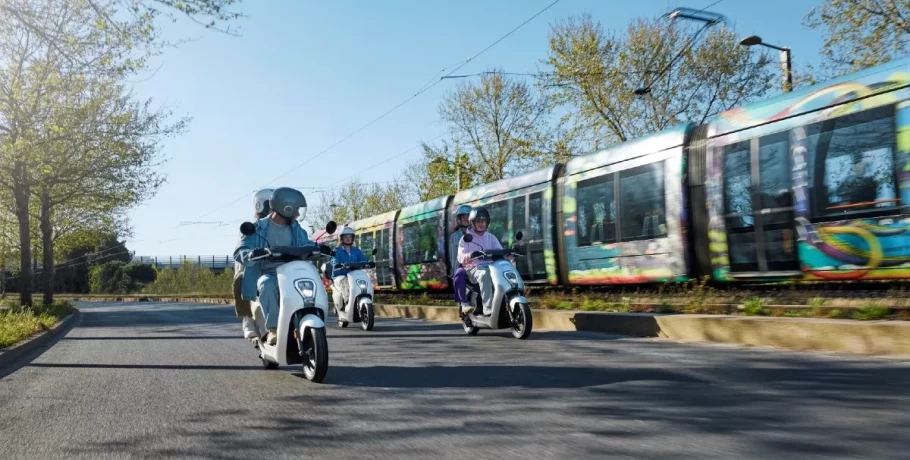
[241,221,337,382]
[460,231,533,339]
[334,248,378,331]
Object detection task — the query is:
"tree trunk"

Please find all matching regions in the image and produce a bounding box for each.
[13,162,33,307]
[40,188,54,305]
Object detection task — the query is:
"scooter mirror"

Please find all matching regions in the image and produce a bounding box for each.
[325,221,337,234]
[463,233,474,243]
[240,222,256,236]
[515,231,524,242]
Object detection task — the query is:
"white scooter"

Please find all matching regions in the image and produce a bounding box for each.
[460,231,533,339]
[334,248,378,331]
[241,221,337,382]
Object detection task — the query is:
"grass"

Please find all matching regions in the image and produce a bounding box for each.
[0,300,74,349]
[853,305,891,321]
[742,297,769,316]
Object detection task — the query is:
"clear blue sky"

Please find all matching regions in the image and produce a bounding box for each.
[127,0,824,257]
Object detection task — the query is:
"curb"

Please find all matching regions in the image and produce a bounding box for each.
[0,309,80,368]
[374,304,910,357]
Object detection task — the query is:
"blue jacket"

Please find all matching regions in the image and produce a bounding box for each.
[233,216,311,300]
[331,246,368,278]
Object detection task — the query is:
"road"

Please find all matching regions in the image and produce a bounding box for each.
[1,301,909,460]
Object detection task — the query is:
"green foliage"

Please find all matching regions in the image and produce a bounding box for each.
[405,142,475,201]
[143,262,234,296]
[89,262,157,294]
[542,14,775,146]
[742,297,769,316]
[310,178,414,229]
[0,301,73,348]
[853,305,891,321]
[805,0,910,76]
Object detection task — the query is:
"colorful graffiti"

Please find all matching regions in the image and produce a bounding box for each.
[562,125,689,284]
[396,197,449,290]
[706,59,910,281]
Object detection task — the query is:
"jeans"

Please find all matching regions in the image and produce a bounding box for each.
[257,274,279,329]
[452,267,468,303]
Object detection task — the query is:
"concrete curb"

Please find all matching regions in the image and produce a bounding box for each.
[375,304,910,357]
[0,309,80,368]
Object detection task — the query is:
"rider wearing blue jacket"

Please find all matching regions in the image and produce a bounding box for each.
[331,226,368,311]
[234,187,311,345]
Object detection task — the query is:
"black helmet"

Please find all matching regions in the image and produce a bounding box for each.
[270,187,307,221]
[468,206,490,224]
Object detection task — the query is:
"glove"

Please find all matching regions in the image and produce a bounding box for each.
[334,263,344,270]
[470,251,484,259]
[250,248,269,259]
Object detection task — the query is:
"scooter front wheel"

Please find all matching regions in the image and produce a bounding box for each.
[511,303,533,339]
[301,326,329,383]
[360,302,375,331]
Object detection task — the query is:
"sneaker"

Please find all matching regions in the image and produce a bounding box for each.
[460,303,474,314]
[265,329,278,346]
[242,317,259,339]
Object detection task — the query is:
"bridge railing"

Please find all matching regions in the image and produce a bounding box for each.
[131,256,235,271]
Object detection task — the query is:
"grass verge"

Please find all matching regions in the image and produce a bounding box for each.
[0,299,74,349]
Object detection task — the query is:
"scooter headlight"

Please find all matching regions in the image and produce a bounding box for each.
[504,271,518,289]
[357,279,368,290]
[295,279,316,300]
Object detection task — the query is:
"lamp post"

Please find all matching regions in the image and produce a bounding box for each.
[739,35,793,93]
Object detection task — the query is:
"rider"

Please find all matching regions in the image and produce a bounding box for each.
[234,188,273,340]
[330,226,369,311]
[234,187,311,346]
[457,206,508,315]
[449,204,473,313]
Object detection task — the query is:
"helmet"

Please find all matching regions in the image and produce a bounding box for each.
[340,226,355,245]
[455,204,472,217]
[469,207,490,225]
[270,187,307,221]
[254,188,274,218]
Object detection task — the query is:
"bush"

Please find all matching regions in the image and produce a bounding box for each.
[853,305,890,321]
[89,262,157,294]
[742,297,769,316]
[143,262,234,296]
[0,301,73,348]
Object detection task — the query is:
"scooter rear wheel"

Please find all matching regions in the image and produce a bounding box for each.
[301,326,329,383]
[261,357,278,369]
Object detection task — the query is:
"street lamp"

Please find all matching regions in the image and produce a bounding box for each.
[739,35,793,93]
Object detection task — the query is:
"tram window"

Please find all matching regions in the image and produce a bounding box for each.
[360,231,375,255]
[804,105,897,217]
[486,200,509,244]
[723,141,754,228]
[510,197,526,242]
[575,174,616,247]
[619,162,666,241]
[401,217,439,264]
[528,192,543,240]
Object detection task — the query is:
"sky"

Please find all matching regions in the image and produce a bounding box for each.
[126,0,825,257]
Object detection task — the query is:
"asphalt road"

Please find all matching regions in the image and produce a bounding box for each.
[1,301,909,460]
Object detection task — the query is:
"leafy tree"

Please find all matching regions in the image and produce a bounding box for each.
[310,179,414,230]
[542,14,775,146]
[439,70,552,183]
[805,0,910,76]
[404,141,475,202]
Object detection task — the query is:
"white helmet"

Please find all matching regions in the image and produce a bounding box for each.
[340,226,355,244]
[254,188,274,217]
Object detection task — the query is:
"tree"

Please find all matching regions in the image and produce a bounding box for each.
[310,179,414,229]
[404,141,475,202]
[439,71,552,183]
[542,14,775,146]
[805,0,910,76]
[32,77,184,304]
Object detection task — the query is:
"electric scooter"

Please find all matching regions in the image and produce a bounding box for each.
[241,221,337,382]
[460,231,533,339]
[334,248,378,331]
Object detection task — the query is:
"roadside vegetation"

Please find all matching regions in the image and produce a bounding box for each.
[0,300,74,349]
